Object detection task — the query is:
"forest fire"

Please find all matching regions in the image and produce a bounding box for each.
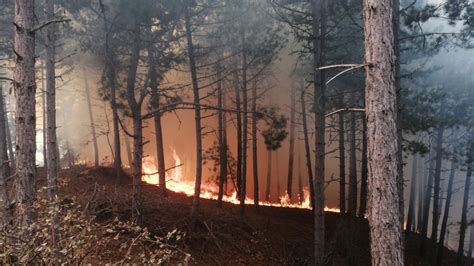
[142,150,340,213]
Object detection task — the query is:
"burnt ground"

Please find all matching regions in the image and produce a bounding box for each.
[40,166,466,265]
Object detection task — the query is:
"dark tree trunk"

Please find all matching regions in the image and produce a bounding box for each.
[100,0,122,178]
[123,125,133,167]
[363,0,404,263]
[431,127,444,244]
[217,61,228,207]
[83,68,100,167]
[251,79,259,207]
[287,86,296,199]
[348,102,357,215]
[148,47,167,197]
[240,29,248,216]
[416,155,425,232]
[338,96,346,213]
[232,59,242,199]
[45,0,59,201]
[185,5,204,223]
[265,149,272,202]
[359,116,368,216]
[298,153,304,203]
[13,0,38,228]
[126,23,142,224]
[420,144,436,255]
[468,223,474,264]
[457,143,473,265]
[301,89,315,208]
[406,153,418,233]
[312,0,326,263]
[435,154,456,266]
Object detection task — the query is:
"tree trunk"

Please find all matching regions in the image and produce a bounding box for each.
[83,68,99,167]
[41,63,47,171]
[406,153,418,233]
[431,127,444,245]
[348,101,357,215]
[363,0,404,264]
[457,144,473,265]
[13,0,37,228]
[185,5,204,223]
[217,60,228,207]
[148,47,167,197]
[359,116,368,217]
[240,29,248,216]
[287,86,296,199]
[265,149,272,202]
[4,96,15,169]
[123,124,133,167]
[312,0,326,264]
[301,89,315,208]
[435,154,456,266]
[232,59,242,200]
[420,144,436,255]
[416,155,425,232]
[126,23,142,224]
[468,223,474,264]
[45,0,59,247]
[298,152,304,204]
[251,79,259,207]
[100,1,122,178]
[0,87,9,226]
[338,96,346,213]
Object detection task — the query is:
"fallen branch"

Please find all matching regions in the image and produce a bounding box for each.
[30,18,71,33]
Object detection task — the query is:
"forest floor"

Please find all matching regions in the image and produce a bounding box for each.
[38,166,464,265]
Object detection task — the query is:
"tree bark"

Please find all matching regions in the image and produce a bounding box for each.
[435,153,456,266]
[416,155,425,232]
[287,86,296,199]
[217,60,228,207]
[348,99,357,215]
[420,144,436,255]
[45,0,58,202]
[4,96,14,169]
[431,127,444,244]
[240,28,248,216]
[13,0,38,228]
[265,149,272,201]
[41,63,47,171]
[359,116,368,216]
[0,87,9,226]
[251,79,259,207]
[83,68,100,167]
[457,143,473,265]
[148,47,167,197]
[312,0,326,264]
[338,96,346,213]
[100,1,122,178]
[123,123,133,167]
[232,58,242,200]
[363,0,404,264]
[301,89,315,208]
[406,153,418,233]
[185,5,204,223]
[126,22,142,224]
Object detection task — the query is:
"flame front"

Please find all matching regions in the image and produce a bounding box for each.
[142,150,340,213]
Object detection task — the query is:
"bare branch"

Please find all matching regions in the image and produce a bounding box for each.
[30,18,71,33]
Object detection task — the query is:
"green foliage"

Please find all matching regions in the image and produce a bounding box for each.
[260,107,288,151]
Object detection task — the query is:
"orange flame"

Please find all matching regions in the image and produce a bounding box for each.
[142,150,340,213]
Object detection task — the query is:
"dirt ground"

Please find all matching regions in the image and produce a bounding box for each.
[46,166,464,265]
